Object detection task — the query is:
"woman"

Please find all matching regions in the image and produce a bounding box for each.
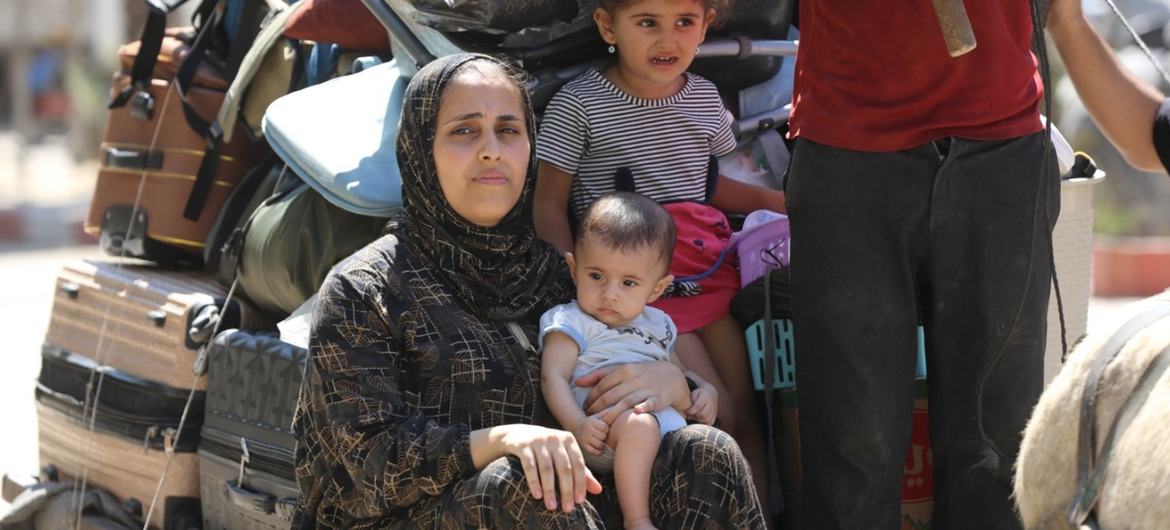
[292,53,766,529]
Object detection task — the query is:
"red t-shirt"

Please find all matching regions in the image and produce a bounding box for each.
[788,1,1044,152]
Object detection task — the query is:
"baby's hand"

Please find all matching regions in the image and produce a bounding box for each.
[574,415,610,455]
[685,385,718,426]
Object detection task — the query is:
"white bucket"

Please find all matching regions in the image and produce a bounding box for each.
[1045,169,1106,386]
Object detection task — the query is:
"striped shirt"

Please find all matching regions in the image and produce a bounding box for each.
[537,68,737,220]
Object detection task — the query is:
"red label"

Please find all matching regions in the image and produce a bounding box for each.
[902,405,933,503]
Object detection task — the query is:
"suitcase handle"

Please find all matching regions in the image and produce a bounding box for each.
[146,310,167,327]
[102,146,164,171]
[59,282,81,299]
[225,480,275,516]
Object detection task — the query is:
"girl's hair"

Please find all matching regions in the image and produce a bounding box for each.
[596,0,729,27]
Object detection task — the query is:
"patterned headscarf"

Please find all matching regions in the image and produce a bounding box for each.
[392,53,572,321]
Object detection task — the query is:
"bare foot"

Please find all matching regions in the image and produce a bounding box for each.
[623,518,659,530]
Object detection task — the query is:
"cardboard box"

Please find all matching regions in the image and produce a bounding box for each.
[771,380,933,530]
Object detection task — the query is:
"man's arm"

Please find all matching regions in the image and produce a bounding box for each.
[1048,0,1166,172]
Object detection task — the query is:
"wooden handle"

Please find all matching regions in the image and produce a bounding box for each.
[931,0,977,57]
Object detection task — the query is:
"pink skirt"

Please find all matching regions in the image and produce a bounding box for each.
[649,202,741,334]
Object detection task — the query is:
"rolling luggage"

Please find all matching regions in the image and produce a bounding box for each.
[36,345,203,530]
[44,259,264,391]
[198,329,306,529]
[86,29,267,263]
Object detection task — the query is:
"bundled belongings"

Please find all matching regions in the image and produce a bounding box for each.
[36,257,267,529]
[86,0,302,265]
[198,329,306,528]
[86,27,267,264]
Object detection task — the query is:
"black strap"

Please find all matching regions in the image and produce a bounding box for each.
[185,135,223,220]
[109,4,170,114]
[761,271,784,514]
[224,0,269,78]
[173,9,227,221]
[1069,301,1170,526]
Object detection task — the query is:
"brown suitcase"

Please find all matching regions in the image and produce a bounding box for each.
[44,259,265,391]
[36,401,201,530]
[85,31,266,263]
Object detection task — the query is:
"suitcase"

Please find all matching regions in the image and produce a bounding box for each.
[199,329,305,529]
[36,345,203,530]
[44,259,265,391]
[85,30,266,264]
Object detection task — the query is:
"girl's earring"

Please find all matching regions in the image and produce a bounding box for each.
[608,44,615,54]
[696,46,701,55]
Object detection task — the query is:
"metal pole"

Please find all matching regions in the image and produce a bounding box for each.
[360,0,435,69]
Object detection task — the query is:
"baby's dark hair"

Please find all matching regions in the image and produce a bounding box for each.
[576,192,676,271]
[596,0,728,27]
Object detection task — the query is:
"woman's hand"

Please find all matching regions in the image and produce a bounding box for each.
[576,361,690,425]
[480,424,603,513]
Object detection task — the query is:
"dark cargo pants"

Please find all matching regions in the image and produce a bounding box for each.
[786,132,1058,530]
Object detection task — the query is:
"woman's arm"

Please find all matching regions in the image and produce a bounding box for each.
[1048,0,1165,171]
[304,271,476,510]
[574,361,692,425]
[710,175,787,215]
[533,162,576,254]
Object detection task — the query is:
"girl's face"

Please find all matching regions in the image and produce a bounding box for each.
[594,0,714,93]
[432,67,530,228]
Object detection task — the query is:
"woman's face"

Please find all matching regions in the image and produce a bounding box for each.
[433,66,530,228]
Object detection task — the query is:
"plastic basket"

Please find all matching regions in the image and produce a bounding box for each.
[746,319,927,390]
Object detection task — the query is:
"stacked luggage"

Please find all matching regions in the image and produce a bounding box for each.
[25,0,399,528]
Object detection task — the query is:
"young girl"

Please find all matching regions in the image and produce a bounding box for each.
[533,0,785,511]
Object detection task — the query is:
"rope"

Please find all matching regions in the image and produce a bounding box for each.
[1102,0,1170,87]
[72,76,180,530]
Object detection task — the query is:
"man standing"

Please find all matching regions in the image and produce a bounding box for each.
[786,2,1054,529]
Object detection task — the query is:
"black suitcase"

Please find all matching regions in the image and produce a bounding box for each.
[36,344,203,530]
[198,329,306,529]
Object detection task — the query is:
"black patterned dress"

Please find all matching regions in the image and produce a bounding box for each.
[291,235,767,530]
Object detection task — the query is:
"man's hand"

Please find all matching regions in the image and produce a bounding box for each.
[684,384,718,425]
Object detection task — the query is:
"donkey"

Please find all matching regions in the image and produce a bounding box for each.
[1015,289,1170,530]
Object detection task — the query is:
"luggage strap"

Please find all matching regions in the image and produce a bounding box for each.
[109,0,217,116]
[180,0,292,221]
[216,1,298,144]
[760,271,784,514]
[1068,301,1170,527]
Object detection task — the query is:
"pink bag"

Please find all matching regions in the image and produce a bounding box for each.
[650,202,741,334]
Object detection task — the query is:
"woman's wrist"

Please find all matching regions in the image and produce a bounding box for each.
[670,365,692,411]
[470,424,514,468]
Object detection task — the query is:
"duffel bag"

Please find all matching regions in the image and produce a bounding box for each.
[216,167,388,319]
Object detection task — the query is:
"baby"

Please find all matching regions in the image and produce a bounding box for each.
[540,192,717,530]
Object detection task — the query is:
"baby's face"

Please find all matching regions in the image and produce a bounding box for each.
[567,237,672,328]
